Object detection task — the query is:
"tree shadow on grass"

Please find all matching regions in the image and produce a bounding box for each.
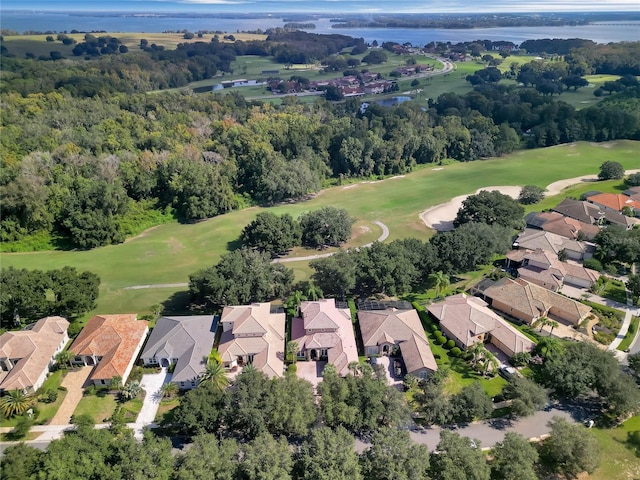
[226,237,243,252]
[162,291,204,315]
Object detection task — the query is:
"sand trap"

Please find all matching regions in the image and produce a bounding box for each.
[420,170,640,232]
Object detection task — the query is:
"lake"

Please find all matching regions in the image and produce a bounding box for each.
[2,12,639,45]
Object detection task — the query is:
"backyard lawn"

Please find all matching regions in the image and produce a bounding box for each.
[588,416,640,480]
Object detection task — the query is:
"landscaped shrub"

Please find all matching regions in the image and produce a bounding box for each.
[510,351,531,367]
[287,364,297,373]
[57,386,67,392]
[594,331,615,345]
[583,258,603,272]
[445,339,456,349]
[41,389,58,403]
[430,324,439,333]
[435,335,446,345]
[450,347,462,357]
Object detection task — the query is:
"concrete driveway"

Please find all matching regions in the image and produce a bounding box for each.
[296,361,326,390]
[132,368,171,438]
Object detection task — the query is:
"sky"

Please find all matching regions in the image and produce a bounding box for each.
[2,0,640,13]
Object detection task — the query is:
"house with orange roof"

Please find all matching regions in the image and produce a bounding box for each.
[218,303,285,378]
[0,317,69,394]
[358,308,438,380]
[291,299,358,376]
[586,192,640,216]
[69,314,148,387]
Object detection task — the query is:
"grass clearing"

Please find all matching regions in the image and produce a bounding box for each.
[155,398,180,424]
[2,141,639,315]
[618,317,640,352]
[588,416,640,480]
[73,392,118,424]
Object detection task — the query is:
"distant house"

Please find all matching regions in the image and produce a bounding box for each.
[291,299,358,376]
[512,228,594,261]
[552,198,638,230]
[428,294,534,357]
[622,186,640,201]
[218,303,285,378]
[359,308,437,379]
[141,315,217,390]
[0,317,69,394]
[70,314,149,387]
[524,211,599,241]
[586,192,640,216]
[482,278,591,326]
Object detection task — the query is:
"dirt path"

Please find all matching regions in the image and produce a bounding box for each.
[420,170,640,232]
[49,366,93,425]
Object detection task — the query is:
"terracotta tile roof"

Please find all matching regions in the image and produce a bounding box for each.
[292,299,357,376]
[218,303,285,378]
[484,278,591,323]
[0,317,69,391]
[586,193,640,212]
[69,314,148,382]
[359,309,437,374]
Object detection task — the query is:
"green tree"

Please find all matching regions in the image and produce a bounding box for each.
[429,270,450,298]
[295,426,362,480]
[625,172,640,186]
[540,417,600,478]
[299,207,354,248]
[430,430,490,480]
[54,350,73,369]
[238,433,293,480]
[159,382,178,398]
[0,443,43,480]
[628,352,640,375]
[240,212,302,256]
[535,336,564,360]
[502,376,548,417]
[174,434,239,480]
[359,428,430,480]
[453,190,524,229]
[627,274,640,297]
[451,381,493,422]
[598,160,625,180]
[518,185,545,205]
[491,432,539,480]
[0,389,35,418]
[171,382,227,435]
[286,340,299,364]
[265,373,317,438]
[198,361,229,392]
[310,250,357,297]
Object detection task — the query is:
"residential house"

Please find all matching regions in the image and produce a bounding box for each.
[552,198,638,230]
[428,294,534,358]
[141,315,217,390]
[69,314,149,387]
[586,192,640,217]
[512,228,594,261]
[218,303,285,378]
[359,308,438,379]
[524,211,599,240]
[622,186,640,201]
[0,317,69,394]
[482,278,591,326]
[291,299,358,376]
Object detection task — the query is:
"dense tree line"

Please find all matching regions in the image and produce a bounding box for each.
[0,266,99,328]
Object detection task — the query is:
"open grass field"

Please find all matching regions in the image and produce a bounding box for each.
[589,416,640,480]
[2,141,639,318]
[73,392,118,424]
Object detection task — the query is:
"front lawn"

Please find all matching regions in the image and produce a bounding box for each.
[601,279,628,305]
[618,316,640,352]
[155,398,180,424]
[413,303,508,397]
[73,392,118,424]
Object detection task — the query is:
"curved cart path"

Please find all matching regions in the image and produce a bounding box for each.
[420,170,640,232]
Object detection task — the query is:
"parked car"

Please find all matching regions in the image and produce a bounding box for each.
[498,366,517,379]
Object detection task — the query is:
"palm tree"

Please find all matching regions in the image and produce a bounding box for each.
[198,361,229,392]
[159,382,178,398]
[208,348,222,366]
[482,350,499,377]
[468,342,486,368]
[306,282,323,301]
[548,320,559,336]
[429,271,450,298]
[535,336,564,360]
[286,341,299,364]
[533,317,553,332]
[0,389,35,418]
[119,381,141,401]
[286,290,306,317]
[54,350,73,369]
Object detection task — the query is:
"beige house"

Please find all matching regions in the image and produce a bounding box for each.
[70,314,149,387]
[291,299,358,376]
[359,309,438,379]
[483,278,591,326]
[0,316,70,394]
[428,294,534,358]
[218,303,285,378]
[513,228,594,261]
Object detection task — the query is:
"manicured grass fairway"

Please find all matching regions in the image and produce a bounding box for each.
[2,141,639,317]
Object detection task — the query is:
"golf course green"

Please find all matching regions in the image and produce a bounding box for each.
[3,140,639,316]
